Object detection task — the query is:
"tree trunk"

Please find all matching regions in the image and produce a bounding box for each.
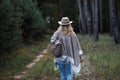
[99,0,103,33]
[91,0,95,35]
[109,0,119,44]
[117,0,120,30]
[84,0,92,36]
[76,0,82,33]
[77,0,86,34]
[92,0,99,41]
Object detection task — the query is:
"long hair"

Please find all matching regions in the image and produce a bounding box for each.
[57,25,75,35]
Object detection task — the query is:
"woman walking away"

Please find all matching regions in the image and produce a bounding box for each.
[50,17,84,80]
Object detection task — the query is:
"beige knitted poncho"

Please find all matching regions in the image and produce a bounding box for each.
[51,30,83,74]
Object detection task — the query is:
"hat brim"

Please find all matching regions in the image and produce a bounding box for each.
[58,21,73,25]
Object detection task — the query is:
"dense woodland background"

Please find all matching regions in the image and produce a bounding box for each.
[0,0,120,64]
[0,0,120,80]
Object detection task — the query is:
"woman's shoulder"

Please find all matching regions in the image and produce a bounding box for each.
[71,31,77,37]
[53,30,60,35]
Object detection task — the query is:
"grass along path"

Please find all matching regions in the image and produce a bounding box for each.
[13,44,51,80]
[23,34,120,80]
[75,55,92,80]
[2,34,118,80]
[23,46,93,80]
[0,35,51,80]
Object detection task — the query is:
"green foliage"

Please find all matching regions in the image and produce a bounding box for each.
[20,0,47,42]
[0,0,48,69]
[31,10,47,39]
[0,0,23,67]
[37,0,79,31]
[41,2,60,30]
[0,0,23,52]
[0,0,48,52]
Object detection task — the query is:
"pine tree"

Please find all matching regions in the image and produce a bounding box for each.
[0,0,23,52]
[20,0,47,42]
[109,0,119,44]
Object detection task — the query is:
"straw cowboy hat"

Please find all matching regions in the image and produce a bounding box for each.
[58,17,73,25]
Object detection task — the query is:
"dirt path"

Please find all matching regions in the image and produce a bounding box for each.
[13,44,51,80]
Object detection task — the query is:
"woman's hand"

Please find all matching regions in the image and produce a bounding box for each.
[80,58,84,63]
[80,55,84,63]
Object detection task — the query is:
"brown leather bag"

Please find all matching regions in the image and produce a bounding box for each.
[52,40,62,57]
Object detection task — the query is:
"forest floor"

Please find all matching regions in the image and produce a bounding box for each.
[0,34,119,80]
[13,44,93,80]
[74,55,93,80]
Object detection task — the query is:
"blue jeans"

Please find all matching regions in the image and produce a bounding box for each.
[58,61,73,80]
